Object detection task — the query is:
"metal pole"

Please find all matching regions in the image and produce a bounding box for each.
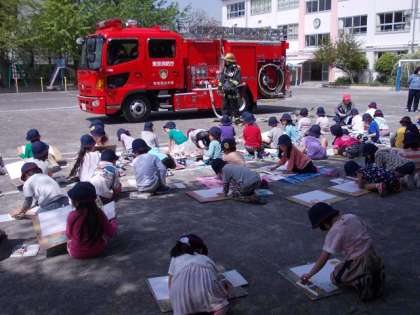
[40,77,44,93]
[411,0,419,53]
[64,76,67,91]
[14,78,19,93]
[396,65,402,91]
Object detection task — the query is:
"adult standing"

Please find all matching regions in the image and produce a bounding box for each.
[218,53,242,124]
[406,67,420,112]
[334,94,354,125]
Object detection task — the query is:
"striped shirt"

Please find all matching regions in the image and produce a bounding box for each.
[396,149,420,171]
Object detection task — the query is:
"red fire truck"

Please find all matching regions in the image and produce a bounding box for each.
[77,19,290,122]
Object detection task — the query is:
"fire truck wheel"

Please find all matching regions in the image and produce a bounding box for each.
[122,95,151,122]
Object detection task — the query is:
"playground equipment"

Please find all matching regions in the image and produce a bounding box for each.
[395,59,420,91]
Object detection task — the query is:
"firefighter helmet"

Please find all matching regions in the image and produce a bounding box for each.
[223,53,236,63]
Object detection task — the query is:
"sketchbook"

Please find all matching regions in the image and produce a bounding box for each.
[147,270,248,313]
[5,160,25,180]
[0,214,16,223]
[330,178,352,185]
[186,187,228,203]
[279,259,341,300]
[10,244,40,258]
[287,190,345,207]
[102,201,116,220]
[328,181,370,197]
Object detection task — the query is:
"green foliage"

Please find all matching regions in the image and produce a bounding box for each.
[391,50,420,86]
[315,33,368,83]
[375,52,398,83]
[334,76,351,85]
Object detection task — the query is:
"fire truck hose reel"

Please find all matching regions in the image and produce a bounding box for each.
[258,64,284,98]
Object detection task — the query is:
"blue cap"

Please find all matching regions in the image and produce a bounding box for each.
[362,113,372,122]
[26,129,40,142]
[144,121,154,131]
[89,119,104,130]
[31,141,49,159]
[243,113,256,124]
[20,162,40,181]
[80,134,96,148]
[268,116,278,127]
[300,108,309,116]
[330,124,343,137]
[277,134,292,146]
[280,113,292,121]
[101,149,118,162]
[316,107,326,116]
[163,121,176,129]
[132,138,150,153]
[90,125,106,137]
[117,128,129,141]
[68,182,97,202]
[307,125,321,138]
[209,126,222,139]
[350,108,359,115]
[221,115,232,126]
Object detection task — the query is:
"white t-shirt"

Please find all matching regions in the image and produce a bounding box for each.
[141,131,159,148]
[79,151,101,182]
[374,117,389,131]
[351,115,365,133]
[89,162,121,199]
[168,253,215,276]
[120,134,134,152]
[316,117,330,134]
[298,117,312,135]
[25,158,49,174]
[267,127,283,149]
[365,108,376,117]
[23,173,65,208]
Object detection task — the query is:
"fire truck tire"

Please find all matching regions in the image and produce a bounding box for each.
[258,63,284,98]
[122,94,151,122]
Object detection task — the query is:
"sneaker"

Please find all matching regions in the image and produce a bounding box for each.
[414,173,420,189]
[129,192,152,200]
[403,174,416,190]
[376,183,387,197]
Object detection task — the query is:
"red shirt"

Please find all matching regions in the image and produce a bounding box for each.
[66,209,117,259]
[332,135,359,150]
[243,124,262,148]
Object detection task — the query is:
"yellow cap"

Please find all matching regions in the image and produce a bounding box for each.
[224,52,236,63]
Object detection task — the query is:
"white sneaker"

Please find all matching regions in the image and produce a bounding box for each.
[414,173,420,189]
[403,174,416,190]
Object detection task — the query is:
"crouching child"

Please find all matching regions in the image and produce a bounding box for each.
[211,159,266,204]
[301,202,385,302]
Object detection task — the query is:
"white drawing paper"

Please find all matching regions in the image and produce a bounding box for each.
[102,201,116,220]
[331,181,362,194]
[194,187,224,198]
[10,244,40,257]
[223,270,248,287]
[330,178,351,185]
[0,214,15,223]
[5,161,25,180]
[294,190,337,204]
[290,259,340,293]
[38,205,73,237]
[127,178,136,187]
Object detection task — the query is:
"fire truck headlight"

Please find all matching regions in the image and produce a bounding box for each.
[92,100,100,107]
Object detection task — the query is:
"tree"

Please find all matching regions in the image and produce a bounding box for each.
[179,8,220,31]
[375,52,398,83]
[315,33,368,83]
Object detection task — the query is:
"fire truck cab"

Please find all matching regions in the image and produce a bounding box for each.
[77,19,290,122]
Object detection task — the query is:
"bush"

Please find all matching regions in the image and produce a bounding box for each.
[334,77,351,85]
[375,53,399,83]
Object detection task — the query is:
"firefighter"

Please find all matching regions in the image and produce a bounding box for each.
[218,53,242,124]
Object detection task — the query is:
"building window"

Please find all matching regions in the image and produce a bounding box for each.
[251,0,272,15]
[377,11,410,32]
[278,23,299,40]
[339,15,367,35]
[278,0,299,10]
[306,0,331,13]
[227,2,245,19]
[305,33,330,47]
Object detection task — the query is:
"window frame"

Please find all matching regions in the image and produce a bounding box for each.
[278,23,299,40]
[250,0,272,16]
[306,0,331,14]
[339,15,368,35]
[227,2,246,19]
[277,0,299,11]
[148,38,177,59]
[106,38,139,66]
[376,11,410,33]
[305,33,330,47]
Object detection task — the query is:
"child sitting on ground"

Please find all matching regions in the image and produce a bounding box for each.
[373,110,390,137]
[163,121,188,156]
[345,160,400,197]
[183,129,209,157]
[9,162,68,218]
[362,113,380,143]
[117,129,134,156]
[26,141,51,175]
[301,202,384,302]
[222,138,245,166]
[263,117,283,149]
[391,116,411,148]
[300,125,327,160]
[315,107,330,135]
[141,122,159,148]
[66,182,117,259]
[204,127,223,163]
[350,108,365,134]
[90,124,109,147]
[271,135,317,173]
[89,149,122,205]
[297,108,312,136]
[362,143,416,190]
[396,127,420,188]
[131,139,168,197]
[280,113,300,144]
[69,135,101,182]
[365,102,378,117]
[242,113,264,158]
[330,125,360,157]
[219,115,236,142]
[19,128,41,159]
[212,159,266,204]
[168,234,230,315]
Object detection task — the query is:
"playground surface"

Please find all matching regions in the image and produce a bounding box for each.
[0,87,419,315]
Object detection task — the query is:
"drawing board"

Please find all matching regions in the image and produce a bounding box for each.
[102,201,116,220]
[5,160,25,180]
[330,178,352,185]
[186,187,228,203]
[287,190,345,207]
[279,259,342,300]
[10,244,40,258]
[196,176,223,188]
[328,181,370,197]
[0,214,15,223]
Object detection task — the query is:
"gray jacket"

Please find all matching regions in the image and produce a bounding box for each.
[408,74,420,90]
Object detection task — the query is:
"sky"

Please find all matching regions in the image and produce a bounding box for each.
[176,0,222,21]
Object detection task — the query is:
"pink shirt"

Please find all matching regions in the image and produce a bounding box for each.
[66,209,117,259]
[323,214,372,261]
[279,145,311,172]
[332,135,359,150]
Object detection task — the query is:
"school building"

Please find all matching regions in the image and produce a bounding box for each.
[221,0,420,83]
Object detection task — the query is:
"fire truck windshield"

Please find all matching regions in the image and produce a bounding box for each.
[79,37,103,70]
